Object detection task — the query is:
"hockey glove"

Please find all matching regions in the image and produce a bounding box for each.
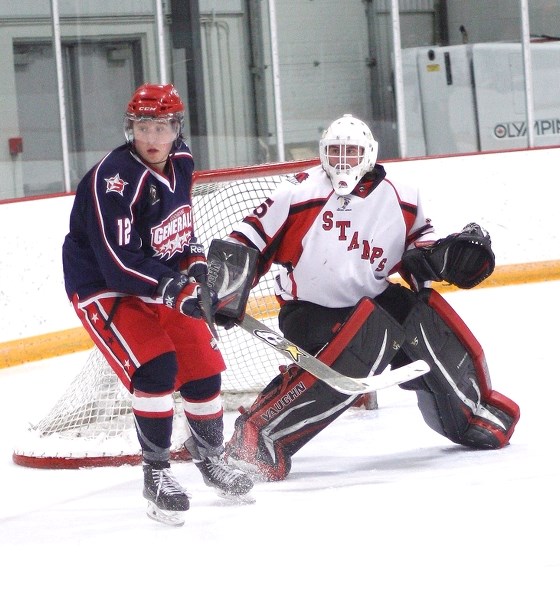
[180,242,208,283]
[402,223,495,289]
[158,273,218,319]
[214,312,239,330]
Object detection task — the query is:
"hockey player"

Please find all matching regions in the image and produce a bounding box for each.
[62,83,252,526]
[222,114,520,481]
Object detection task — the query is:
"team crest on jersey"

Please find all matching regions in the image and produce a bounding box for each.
[104,173,128,196]
[149,185,160,205]
[337,196,352,211]
[151,205,193,259]
[286,172,309,185]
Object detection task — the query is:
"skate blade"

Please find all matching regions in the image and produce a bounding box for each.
[214,489,256,505]
[146,501,187,527]
[225,457,269,482]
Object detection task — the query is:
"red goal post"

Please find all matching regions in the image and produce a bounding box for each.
[12,158,319,469]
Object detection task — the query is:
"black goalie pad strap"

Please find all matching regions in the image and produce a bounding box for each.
[207,239,259,319]
[225,298,406,480]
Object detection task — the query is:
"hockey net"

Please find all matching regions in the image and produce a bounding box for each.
[13,158,319,469]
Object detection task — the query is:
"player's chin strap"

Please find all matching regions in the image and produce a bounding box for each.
[129,144,176,170]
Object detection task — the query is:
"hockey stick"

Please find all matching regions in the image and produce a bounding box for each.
[198,281,220,341]
[206,239,429,394]
[236,313,430,395]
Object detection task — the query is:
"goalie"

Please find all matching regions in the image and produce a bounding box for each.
[214,114,519,481]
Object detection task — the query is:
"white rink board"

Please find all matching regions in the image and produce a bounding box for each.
[1,146,559,343]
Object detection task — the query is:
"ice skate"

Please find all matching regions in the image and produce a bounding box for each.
[185,438,254,501]
[143,461,190,526]
[196,453,255,500]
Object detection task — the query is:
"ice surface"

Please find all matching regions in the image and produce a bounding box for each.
[1,281,559,599]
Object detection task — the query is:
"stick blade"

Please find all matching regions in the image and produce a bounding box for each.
[322,360,429,394]
[237,314,430,395]
[354,360,430,393]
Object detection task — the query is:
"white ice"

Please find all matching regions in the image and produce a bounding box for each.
[1,280,559,599]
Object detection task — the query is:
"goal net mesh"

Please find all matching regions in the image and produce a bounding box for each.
[13,159,318,468]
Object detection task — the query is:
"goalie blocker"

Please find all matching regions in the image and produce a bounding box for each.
[208,240,519,481]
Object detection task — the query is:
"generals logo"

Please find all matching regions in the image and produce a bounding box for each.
[151,205,193,259]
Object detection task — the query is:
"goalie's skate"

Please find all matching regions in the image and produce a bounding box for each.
[143,462,190,527]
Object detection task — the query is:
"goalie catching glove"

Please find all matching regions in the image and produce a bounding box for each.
[402,222,495,289]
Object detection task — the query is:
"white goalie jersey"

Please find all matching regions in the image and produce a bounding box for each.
[230,164,435,308]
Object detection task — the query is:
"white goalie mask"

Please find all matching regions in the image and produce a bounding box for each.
[319,114,378,195]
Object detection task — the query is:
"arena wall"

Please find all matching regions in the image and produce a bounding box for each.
[1,147,559,367]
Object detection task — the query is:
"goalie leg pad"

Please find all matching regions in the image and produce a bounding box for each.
[225,298,406,480]
[400,289,519,448]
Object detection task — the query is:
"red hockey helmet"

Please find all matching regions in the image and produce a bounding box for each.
[124,83,185,144]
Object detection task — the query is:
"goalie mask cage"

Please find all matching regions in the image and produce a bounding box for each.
[13,158,319,469]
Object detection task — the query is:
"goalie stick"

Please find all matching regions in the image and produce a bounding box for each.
[206,238,430,395]
[236,313,430,395]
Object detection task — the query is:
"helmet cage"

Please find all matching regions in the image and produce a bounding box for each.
[319,114,378,195]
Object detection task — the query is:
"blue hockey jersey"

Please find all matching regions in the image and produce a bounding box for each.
[63,142,196,300]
